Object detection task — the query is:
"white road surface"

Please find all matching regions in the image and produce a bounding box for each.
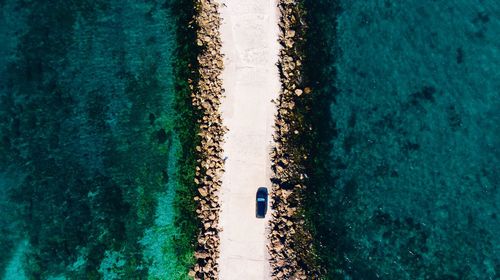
[218,0,281,279]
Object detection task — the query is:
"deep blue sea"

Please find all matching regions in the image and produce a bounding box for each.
[305,0,499,279]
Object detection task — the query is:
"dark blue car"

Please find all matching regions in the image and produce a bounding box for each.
[256,187,268,218]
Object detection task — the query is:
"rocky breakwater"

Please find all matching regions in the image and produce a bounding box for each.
[268,1,320,279]
[188,1,225,279]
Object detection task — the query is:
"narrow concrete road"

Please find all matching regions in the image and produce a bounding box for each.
[218,0,280,279]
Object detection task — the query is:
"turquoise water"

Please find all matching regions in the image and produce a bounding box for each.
[1,0,498,279]
[304,0,499,279]
[0,0,195,278]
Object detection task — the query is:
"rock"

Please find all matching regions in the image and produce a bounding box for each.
[195,251,210,259]
[267,1,319,279]
[275,243,284,252]
[190,1,226,278]
[198,188,208,197]
[276,165,284,173]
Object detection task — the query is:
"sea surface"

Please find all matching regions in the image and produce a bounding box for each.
[305,0,499,279]
[0,0,194,279]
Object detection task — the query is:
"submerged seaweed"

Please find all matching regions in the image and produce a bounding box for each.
[0,0,199,278]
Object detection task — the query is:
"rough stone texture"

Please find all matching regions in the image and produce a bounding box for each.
[267,1,320,279]
[190,1,226,279]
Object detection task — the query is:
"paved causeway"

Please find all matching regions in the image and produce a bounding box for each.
[217,0,281,279]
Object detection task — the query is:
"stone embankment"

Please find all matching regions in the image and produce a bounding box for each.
[189,1,225,279]
[268,1,320,279]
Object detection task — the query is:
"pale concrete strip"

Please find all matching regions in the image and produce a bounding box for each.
[217,0,281,279]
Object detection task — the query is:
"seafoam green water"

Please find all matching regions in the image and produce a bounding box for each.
[0,0,196,278]
[304,0,499,279]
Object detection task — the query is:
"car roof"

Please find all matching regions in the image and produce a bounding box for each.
[257,187,268,192]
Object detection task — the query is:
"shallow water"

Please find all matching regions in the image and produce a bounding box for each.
[0,0,192,278]
[305,0,499,279]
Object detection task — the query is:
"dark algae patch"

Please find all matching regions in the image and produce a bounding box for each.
[170,0,202,277]
[0,0,199,278]
[302,0,499,279]
[300,0,342,277]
